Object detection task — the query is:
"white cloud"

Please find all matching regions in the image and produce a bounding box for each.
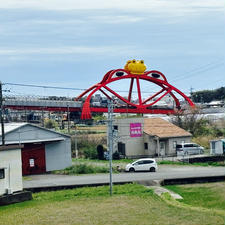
[90,15,144,24]
[0,0,224,13]
[0,46,137,56]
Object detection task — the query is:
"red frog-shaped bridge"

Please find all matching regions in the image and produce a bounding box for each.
[76,59,194,119]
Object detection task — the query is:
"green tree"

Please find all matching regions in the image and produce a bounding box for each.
[44,119,58,129]
[192,87,225,103]
[170,108,209,137]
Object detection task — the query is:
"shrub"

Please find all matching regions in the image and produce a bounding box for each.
[192,135,215,149]
[44,119,58,129]
[83,146,98,159]
[113,151,120,160]
[97,145,105,160]
[71,134,106,159]
[53,164,109,175]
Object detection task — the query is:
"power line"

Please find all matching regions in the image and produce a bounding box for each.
[4,82,86,91]
[170,59,224,82]
[4,82,191,95]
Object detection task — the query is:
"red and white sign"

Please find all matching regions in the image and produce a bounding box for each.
[29,159,35,167]
[130,123,142,137]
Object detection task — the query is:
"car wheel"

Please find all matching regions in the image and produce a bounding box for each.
[129,167,135,172]
[149,167,156,172]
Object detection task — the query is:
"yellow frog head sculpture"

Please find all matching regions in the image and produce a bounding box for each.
[124,59,147,74]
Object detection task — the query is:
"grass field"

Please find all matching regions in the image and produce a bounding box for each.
[158,160,225,167]
[76,125,107,132]
[166,182,225,211]
[0,183,225,225]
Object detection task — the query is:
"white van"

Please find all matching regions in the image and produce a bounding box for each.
[176,143,204,156]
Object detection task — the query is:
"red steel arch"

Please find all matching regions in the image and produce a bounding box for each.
[76,68,194,119]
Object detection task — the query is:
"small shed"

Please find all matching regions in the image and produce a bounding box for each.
[0,145,23,196]
[210,139,225,155]
[0,123,72,175]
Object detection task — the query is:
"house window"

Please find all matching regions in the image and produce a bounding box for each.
[118,142,125,155]
[144,142,148,150]
[113,125,118,130]
[0,169,5,179]
[173,141,177,149]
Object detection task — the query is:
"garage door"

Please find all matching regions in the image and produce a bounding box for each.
[22,143,46,175]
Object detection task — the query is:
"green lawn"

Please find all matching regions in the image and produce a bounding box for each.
[166,182,225,211]
[0,184,225,225]
[158,160,225,167]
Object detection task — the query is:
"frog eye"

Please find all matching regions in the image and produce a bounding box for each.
[116,72,124,77]
[152,73,160,78]
[127,60,131,63]
[132,59,136,63]
[140,60,144,64]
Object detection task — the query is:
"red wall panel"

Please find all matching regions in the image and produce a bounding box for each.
[22,143,46,175]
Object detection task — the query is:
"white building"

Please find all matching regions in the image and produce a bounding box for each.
[113,117,192,158]
[0,145,23,196]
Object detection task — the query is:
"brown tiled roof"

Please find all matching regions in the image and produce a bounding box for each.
[143,118,192,138]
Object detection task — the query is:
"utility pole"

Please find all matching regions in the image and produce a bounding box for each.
[67,104,70,134]
[41,109,44,127]
[0,81,5,145]
[107,99,113,196]
[74,125,78,158]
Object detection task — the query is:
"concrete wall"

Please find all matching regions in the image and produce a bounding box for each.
[0,149,23,196]
[167,137,191,155]
[143,134,157,156]
[45,138,72,171]
[114,118,145,158]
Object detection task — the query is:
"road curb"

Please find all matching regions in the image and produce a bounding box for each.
[24,175,225,193]
[24,181,132,193]
[161,175,225,185]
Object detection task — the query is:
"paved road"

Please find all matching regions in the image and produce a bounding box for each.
[23,165,225,189]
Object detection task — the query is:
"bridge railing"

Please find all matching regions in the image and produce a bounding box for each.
[4,98,82,108]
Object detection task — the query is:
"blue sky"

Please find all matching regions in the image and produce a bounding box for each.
[0,0,224,99]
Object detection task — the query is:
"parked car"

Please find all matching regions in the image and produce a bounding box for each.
[176,143,204,156]
[125,158,157,172]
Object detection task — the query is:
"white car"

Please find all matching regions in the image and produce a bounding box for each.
[125,158,157,172]
[176,143,204,156]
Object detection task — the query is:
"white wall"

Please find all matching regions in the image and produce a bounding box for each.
[114,118,145,157]
[0,149,23,196]
[143,134,157,156]
[45,138,72,171]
